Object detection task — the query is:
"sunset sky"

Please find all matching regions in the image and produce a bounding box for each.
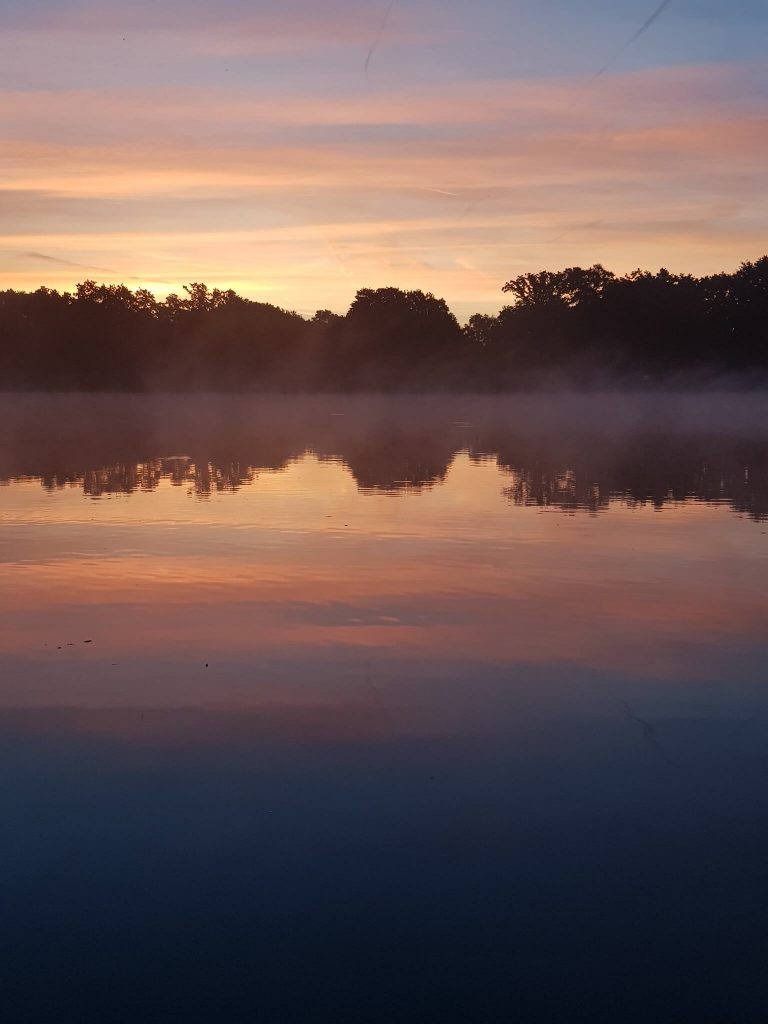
[1,0,766,318]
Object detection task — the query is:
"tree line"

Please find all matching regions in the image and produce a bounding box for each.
[1,257,766,390]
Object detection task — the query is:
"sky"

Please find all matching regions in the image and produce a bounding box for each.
[0,0,766,318]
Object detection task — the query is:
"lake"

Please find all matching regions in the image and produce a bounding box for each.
[2,393,768,1023]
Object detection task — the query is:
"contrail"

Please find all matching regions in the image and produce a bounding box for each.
[364,0,396,74]
[619,700,672,765]
[592,0,673,79]
[22,251,123,275]
[547,219,602,244]
[624,0,674,48]
[21,251,169,285]
[417,187,461,198]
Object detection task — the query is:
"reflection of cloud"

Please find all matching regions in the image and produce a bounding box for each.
[1,491,765,694]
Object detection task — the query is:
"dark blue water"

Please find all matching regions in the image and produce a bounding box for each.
[2,394,768,1022]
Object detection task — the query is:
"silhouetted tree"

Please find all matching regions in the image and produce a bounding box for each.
[341,287,469,388]
[0,258,766,391]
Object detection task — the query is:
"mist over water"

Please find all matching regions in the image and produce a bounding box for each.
[3,390,768,513]
[2,392,768,1022]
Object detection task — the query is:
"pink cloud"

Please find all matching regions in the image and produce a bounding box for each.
[0,62,765,312]
[0,63,764,135]
[0,0,433,59]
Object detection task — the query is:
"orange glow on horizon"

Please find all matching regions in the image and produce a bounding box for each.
[1,61,766,317]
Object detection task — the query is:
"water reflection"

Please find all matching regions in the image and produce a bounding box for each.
[2,394,768,1022]
[1,393,767,516]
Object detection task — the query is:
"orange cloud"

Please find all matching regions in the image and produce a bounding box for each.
[0,64,765,314]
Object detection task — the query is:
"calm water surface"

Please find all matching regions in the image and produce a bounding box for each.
[2,394,768,1023]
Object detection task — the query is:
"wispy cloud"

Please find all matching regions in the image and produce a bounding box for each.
[1,64,763,139]
[0,62,766,313]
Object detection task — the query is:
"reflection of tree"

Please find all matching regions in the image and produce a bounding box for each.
[502,467,608,513]
[328,429,454,492]
[1,397,767,519]
[19,443,767,518]
[496,434,768,519]
[77,460,258,497]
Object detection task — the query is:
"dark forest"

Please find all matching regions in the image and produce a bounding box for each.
[1,257,766,390]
